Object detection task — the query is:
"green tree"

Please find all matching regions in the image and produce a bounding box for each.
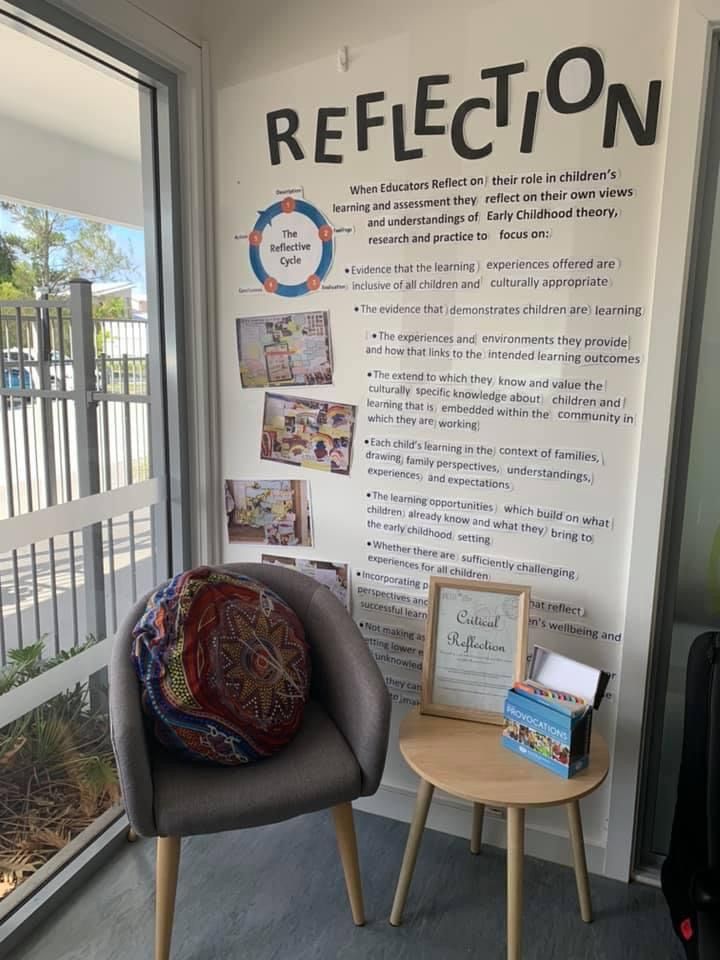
[0,234,17,282]
[93,295,129,320]
[10,261,35,297]
[93,296,127,355]
[0,280,25,301]
[1,205,134,295]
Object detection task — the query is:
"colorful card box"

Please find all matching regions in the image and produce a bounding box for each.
[502,645,610,778]
[503,689,592,778]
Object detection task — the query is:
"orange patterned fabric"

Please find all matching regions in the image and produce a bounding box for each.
[132,568,310,765]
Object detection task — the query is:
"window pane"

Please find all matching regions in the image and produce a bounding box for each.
[0,6,175,926]
[0,664,119,912]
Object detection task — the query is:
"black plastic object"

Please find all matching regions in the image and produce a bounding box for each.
[661,631,720,959]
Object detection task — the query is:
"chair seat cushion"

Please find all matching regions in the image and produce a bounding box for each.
[132,567,311,765]
[151,700,361,836]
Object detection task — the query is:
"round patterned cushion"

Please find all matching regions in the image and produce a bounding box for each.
[131,567,311,765]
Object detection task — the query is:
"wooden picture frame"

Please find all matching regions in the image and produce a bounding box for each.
[421,577,530,725]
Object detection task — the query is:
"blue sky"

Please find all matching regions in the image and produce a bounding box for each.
[0,206,147,297]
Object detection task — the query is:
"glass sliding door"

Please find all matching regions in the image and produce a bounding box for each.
[638,38,720,867]
[0,0,186,935]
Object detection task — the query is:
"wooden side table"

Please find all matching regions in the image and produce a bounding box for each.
[389,709,610,960]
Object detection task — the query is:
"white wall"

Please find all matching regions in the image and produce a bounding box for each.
[204,0,681,878]
[121,0,203,40]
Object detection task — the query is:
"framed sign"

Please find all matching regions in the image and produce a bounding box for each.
[421,577,530,725]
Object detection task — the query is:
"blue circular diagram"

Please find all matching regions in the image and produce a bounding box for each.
[249,197,334,297]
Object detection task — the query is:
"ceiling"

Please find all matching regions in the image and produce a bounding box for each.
[0,18,141,161]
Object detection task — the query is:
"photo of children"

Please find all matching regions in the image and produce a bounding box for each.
[236,311,333,388]
[261,555,350,610]
[503,720,569,766]
[225,479,313,546]
[261,393,356,476]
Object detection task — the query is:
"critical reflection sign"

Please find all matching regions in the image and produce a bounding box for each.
[421,578,530,724]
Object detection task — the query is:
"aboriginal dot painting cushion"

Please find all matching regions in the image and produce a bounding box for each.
[131,567,311,765]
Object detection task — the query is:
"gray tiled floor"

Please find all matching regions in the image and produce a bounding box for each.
[14,810,681,960]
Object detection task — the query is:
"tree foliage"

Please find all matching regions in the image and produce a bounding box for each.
[0,280,25,301]
[0,204,134,295]
[93,295,129,319]
[0,234,17,282]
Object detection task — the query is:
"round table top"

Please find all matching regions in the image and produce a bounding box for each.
[398,708,609,808]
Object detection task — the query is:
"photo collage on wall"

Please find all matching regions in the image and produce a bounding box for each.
[262,555,350,609]
[228,307,352,611]
[261,393,356,475]
[225,479,312,546]
[236,310,333,388]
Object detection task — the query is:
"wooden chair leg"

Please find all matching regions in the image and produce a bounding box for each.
[471,803,485,855]
[156,836,181,960]
[331,803,366,926]
[567,799,593,923]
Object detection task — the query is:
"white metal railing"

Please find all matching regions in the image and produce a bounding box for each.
[0,281,163,666]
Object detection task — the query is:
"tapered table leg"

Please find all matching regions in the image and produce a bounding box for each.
[471,803,485,855]
[567,799,592,922]
[389,778,435,926]
[507,807,524,960]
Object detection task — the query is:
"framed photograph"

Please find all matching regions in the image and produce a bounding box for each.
[421,577,530,725]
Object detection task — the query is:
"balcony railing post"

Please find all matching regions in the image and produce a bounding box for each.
[37,289,58,511]
[69,279,106,648]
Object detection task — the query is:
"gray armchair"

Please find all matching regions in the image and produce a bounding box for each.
[109,562,391,960]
